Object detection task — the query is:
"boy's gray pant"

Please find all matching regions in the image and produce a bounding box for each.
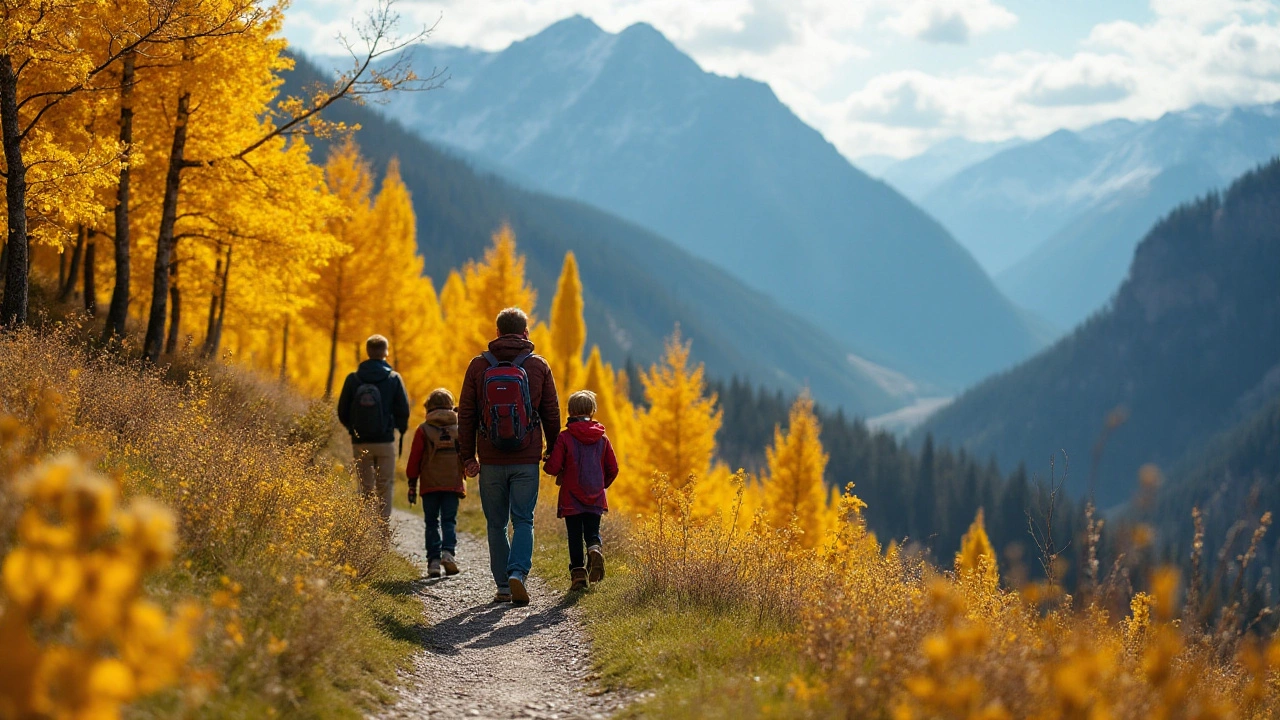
[354,442,396,523]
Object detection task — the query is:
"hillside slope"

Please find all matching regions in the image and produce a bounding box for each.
[995,161,1222,329]
[914,159,1280,507]
[283,54,915,415]
[362,16,1044,390]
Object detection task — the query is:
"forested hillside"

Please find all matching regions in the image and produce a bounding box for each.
[282,54,916,416]
[917,158,1280,508]
[710,378,1074,567]
[359,17,1046,390]
[1152,394,1280,583]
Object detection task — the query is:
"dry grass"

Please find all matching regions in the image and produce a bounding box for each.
[0,324,422,718]
[586,472,1280,719]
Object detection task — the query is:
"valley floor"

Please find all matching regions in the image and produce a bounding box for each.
[376,510,631,720]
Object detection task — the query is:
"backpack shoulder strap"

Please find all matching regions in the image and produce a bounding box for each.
[481,351,500,368]
[512,351,532,368]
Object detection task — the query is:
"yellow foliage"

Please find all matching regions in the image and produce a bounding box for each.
[763,392,833,547]
[0,453,199,718]
[955,508,999,591]
[620,330,722,515]
[549,252,587,394]
[463,223,538,341]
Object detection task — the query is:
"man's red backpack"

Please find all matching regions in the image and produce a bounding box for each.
[479,351,539,452]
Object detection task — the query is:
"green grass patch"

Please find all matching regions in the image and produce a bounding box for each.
[520,509,816,719]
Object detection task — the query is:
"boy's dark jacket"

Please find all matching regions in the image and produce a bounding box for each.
[405,408,466,497]
[336,359,410,445]
[543,418,618,518]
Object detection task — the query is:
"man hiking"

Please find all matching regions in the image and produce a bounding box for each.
[458,308,560,605]
[337,334,411,529]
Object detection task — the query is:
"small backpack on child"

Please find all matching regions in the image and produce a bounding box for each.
[418,423,463,490]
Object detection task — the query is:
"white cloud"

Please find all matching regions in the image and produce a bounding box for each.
[1019,54,1137,107]
[880,0,1017,44]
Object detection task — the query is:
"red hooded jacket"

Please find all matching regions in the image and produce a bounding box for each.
[543,418,618,518]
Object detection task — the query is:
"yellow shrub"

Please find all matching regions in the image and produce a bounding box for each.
[0,452,199,719]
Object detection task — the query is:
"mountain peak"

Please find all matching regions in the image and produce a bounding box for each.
[617,21,680,52]
[528,15,605,47]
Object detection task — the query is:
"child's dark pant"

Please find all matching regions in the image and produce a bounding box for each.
[564,512,602,570]
[421,493,459,561]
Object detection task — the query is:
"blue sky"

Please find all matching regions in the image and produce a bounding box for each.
[282,0,1280,159]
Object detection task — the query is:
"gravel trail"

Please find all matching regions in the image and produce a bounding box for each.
[373,508,631,720]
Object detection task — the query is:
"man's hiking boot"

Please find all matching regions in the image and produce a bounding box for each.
[587,545,606,583]
[493,592,512,603]
[508,575,530,606]
[569,568,589,592]
[441,551,459,575]
[427,558,442,578]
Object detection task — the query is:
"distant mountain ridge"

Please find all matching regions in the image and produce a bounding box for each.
[864,137,1024,201]
[282,53,918,416]
[914,158,1280,507]
[916,104,1280,330]
[357,15,1045,391]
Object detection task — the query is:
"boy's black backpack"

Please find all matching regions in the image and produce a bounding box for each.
[350,382,389,442]
[478,351,539,452]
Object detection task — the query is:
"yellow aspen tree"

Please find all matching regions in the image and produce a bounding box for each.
[440,269,487,386]
[763,392,833,547]
[582,345,632,476]
[137,1,440,362]
[463,223,537,339]
[621,330,721,514]
[956,508,999,591]
[365,157,444,420]
[529,322,553,367]
[301,139,379,397]
[583,346,619,431]
[549,251,586,393]
[0,0,170,325]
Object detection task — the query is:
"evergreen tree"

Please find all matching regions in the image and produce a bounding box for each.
[763,393,833,547]
[619,330,722,514]
[549,252,586,393]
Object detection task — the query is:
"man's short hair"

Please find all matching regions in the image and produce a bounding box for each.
[365,334,389,358]
[495,308,529,336]
[567,390,598,418]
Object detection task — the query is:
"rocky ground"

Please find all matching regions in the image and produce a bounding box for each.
[372,509,632,720]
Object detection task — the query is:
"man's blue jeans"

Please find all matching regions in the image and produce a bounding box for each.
[478,464,540,593]
[420,492,459,561]
[481,466,540,589]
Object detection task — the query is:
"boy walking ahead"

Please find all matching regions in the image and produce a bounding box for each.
[405,389,466,578]
[543,390,618,591]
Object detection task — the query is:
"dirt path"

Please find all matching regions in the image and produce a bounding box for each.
[374,509,631,720]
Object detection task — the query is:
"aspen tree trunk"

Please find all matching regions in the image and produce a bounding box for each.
[58,226,86,302]
[59,247,66,289]
[142,91,191,362]
[324,290,341,398]
[323,262,344,398]
[83,234,97,316]
[203,255,221,354]
[209,247,229,355]
[164,261,181,354]
[104,51,136,340]
[0,54,29,327]
[279,317,289,383]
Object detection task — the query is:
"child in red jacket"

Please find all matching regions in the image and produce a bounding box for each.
[543,390,619,591]
[405,388,466,579]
